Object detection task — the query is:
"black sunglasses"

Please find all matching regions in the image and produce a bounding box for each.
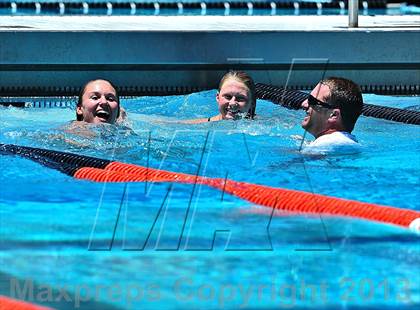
[307,94,338,110]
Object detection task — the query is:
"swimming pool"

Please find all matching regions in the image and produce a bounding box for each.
[0,91,419,309]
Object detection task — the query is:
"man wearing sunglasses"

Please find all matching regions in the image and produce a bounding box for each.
[301,77,363,150]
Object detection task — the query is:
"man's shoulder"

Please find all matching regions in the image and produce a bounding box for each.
[302,131,361,154]
[310,131,358,147]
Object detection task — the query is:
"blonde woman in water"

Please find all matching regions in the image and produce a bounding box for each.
[186,71,256,124]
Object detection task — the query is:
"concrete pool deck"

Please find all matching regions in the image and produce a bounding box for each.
[0,15,419,95]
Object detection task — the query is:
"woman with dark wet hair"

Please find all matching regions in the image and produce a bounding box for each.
[76,79,120,124]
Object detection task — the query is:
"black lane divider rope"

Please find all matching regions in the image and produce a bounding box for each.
[0,84,418,98]
[255,83,420,125]
[0,85,205,98]
[0,143,110,176]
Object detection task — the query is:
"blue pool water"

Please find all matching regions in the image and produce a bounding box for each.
[0,91,419,309]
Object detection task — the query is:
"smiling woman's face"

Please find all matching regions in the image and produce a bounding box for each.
[216,78,252,120]
[77,80,119,124]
